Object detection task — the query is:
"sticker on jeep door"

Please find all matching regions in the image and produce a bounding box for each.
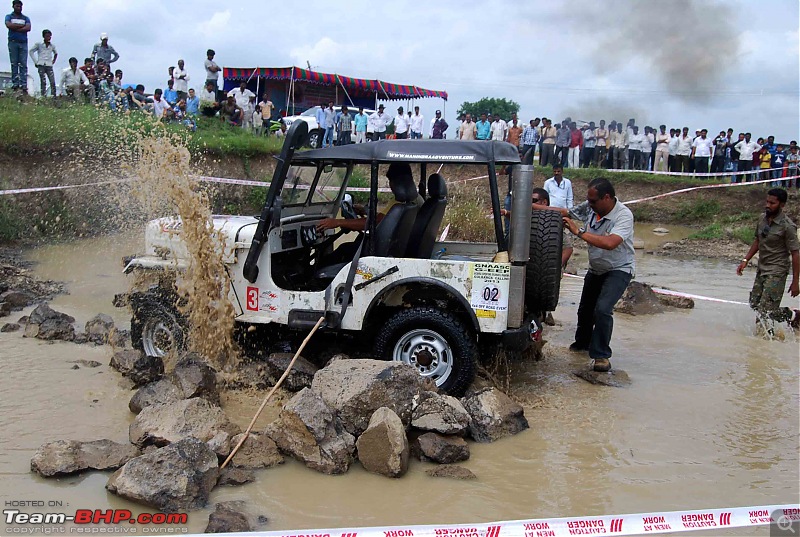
[469,263,510,312]
[245,287,279,313]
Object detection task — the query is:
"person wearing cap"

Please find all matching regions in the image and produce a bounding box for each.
[409,106,424,139]
[29,29,57,97]
[6,0,31,93]
[429,110,448,139]
[394,106,409,139]
[369,104,393,141]
[91,33,119,66]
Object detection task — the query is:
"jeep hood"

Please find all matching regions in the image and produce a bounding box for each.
[144,215,258,263]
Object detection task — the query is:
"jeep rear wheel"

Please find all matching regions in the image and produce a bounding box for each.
[131,298,186,359]
[526,210,563,312]
[375,307,477,396]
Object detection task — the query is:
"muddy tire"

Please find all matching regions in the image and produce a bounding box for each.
[525,210,563,312]
[374,307,477,396]
[130,296,186,359]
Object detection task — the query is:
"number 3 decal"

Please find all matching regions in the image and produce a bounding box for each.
[246,287,258,311]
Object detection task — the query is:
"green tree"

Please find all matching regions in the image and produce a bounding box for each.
[457,97,520,121]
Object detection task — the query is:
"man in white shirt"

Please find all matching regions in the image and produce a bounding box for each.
[152,89,170,120]
[199,81,220,117]
[29,29,58,97]
[60,56,93,101]
[173,59,189,101]
[627,126,644,170]
[490,115,507,141]
[691,128,714,174]
[409,106,424,139]
[369,104,393,140]
[227,81,254,109]
[543,164,574,209]
[582,122,596,168]
[734,133,761,182]
[653,125,670,172]
[204,49,221,92]
[667,128,679,171]
[675,127,693,172]
[394,106,410,139]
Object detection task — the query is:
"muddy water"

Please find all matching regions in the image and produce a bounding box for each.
[1,233,798,534]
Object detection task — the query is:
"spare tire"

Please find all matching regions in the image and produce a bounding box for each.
[525,210,563,312]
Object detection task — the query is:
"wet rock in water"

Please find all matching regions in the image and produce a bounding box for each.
[71,359,102,368]
[217,467,255,487]
[1,322,20,332]
[205,501,266,533]
[206,431,233,458]
[633,238,645,250]
[652,227,670,234]
[110,350,164,387]
[411,391,471,435]
[264,388,354,475]
[218,361,272,390]
[311,359,432,436]
[264,352,318,392]
[108,329,130,348]
[425,465,476,480]
[129,398,241,448]
[85,313,115,344]
[355,407,409,478]
[0,301,12,317]
[112,293,130,307]
[461,388,529,443]
[614,281,664,315]
[17,315,28,325]
[70,364,80,370]
[107,437,219,512]
[0,289,35,309]
[227,432,284,469]
[656,293,695,309]
[129,379,184,414]
[574,368,632,388]
[28,303,75,325]
[73,332,90,344]
[415,432,470,464]
[169,354,219,404]
[32,318,76,341]
[31,439,141,477]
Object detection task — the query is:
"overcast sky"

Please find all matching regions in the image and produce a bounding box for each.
[10,0,799,141]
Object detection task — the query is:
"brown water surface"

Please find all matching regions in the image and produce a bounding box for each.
[0,233,797,534]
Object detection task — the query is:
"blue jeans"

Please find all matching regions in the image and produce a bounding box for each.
[324,126,334,147]
[410,131,422,139]
[575,270,633,360]
[8,40,27,89]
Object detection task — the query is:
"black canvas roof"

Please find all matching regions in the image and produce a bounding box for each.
[292,139,521,165]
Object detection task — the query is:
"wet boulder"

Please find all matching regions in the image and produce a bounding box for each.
[656,293,695,309]
[411,391,471,435]
[28,303,75,325]
[24,305,76,341]
[205,501,267,533]
[415,432,470,464]
[264,352,318,391]
[169,354,219,404]
[264,388,355,475]
[1,322,20,332]
[108,329,130,348]
[227,432,284,469]
[106,437,219,512]
[311,359,431,436]
[461,388,529,443]
[31,439,141,477]
[85,313,115,344]
[129,398,241,448]
[71,359,102,368]
[206,431,233,458]
[614,281,664,315]
[0,289,35,310]
[0,301,11,317]
[426,465,476,480]
[355,407,409,478]
[110,350,164,387]
[129,379,184,414]
[218,362,272,390]
[217,467,255,487]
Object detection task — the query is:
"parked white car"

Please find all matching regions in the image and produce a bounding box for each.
[283,106,376,148]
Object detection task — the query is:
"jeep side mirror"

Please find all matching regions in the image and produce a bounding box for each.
[323,164,333,173]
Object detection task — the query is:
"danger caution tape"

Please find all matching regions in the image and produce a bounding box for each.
[200,504,796,537]
[624,173,800,205]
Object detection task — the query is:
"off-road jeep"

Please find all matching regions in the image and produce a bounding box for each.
[124,121,563,395]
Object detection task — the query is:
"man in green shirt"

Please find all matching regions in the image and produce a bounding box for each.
[737,188,800,330]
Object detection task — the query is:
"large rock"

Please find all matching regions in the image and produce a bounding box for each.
[111,350,164,387]
[24,317,75,341]
[461,388,529,443]
[355,407,409,478]
[218,362,272,390]
[311,359,431,436]
[28,303,75,325]
[85,313,115,344]
[129,398,241,448]
[656,292,695,309]
[426,465,476,480]
[614,281,664,315]
[0,301,10,317]
[168,355,219,404]
[416,433,470,464]
[412,391,471,435]
[0,289,35,309]
[106,437,218,512]
[31,440,141,477]
[129,379,184,414]
[217,467,255,487]
[205,501,267,533]
[264,352,318,391]
[264,388,354,475]
[227,433,284,469]
[1,322,20,332]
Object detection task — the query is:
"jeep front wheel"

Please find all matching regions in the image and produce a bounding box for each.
[131,298,186,359]
[375,307,477,396]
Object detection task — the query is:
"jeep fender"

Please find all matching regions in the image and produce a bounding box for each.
[363,278,479,333]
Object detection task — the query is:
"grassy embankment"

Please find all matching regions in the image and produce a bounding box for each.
[0,98,774,244]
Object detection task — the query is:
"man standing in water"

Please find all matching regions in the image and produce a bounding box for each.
[737,188,800,331]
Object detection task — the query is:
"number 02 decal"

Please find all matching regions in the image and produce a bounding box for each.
[246,287,258,311]
[482,286,500,301]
